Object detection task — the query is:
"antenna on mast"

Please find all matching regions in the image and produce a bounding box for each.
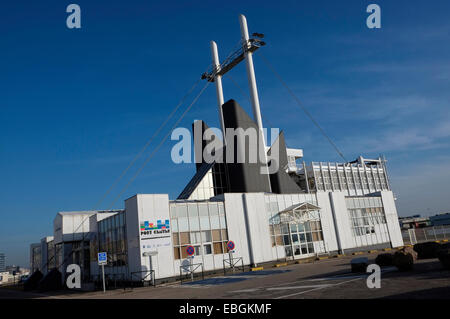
[202,14,266,147]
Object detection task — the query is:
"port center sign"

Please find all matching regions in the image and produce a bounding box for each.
[140,218,171,252]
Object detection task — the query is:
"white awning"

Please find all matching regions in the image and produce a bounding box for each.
[278,202,321,224]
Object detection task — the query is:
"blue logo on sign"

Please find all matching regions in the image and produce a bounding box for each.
[98,252,107,262]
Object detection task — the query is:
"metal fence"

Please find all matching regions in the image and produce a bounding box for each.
[402,225,450,245]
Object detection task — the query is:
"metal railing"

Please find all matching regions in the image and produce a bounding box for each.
[130,270,156,287]
[93,273,130,290]
[223,257,245,275]
[179,262,204,284]
[402,225,450,245]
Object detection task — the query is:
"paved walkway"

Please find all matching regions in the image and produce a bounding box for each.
[1,253,449,299]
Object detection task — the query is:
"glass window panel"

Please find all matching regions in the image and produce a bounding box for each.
[189,232,197,244]
[177,205,187,218]
[178,217,189,232]
[305,232,312,242]
[202,231,212,242]
[209,203,219,216]
[210,215,220,229]
[292,233,299,244]
[203,244,212,255]
[172,219,178,232]
[299,233,306,242]
[297,223,305,232]
[200,216,210,230]
[219,215,227,229]
[275,236,283,246]
[212,229,221,242]
[221,229,228,241]
[194,246,202,256]
[312,232,319,241]
[188,204,198,217]
[304,222,311,232]
[170,205,176,218]
[189,216,200,231]
[173,247,180,260]
[213,242,223,254]
[181,246,189,259]
[198,204,209,217]
[180,232,190,245]
[218,203,224,215]
[301,244,308,254]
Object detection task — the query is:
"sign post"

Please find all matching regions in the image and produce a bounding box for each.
[98,252,107,293]
[143,251,158,286]
[186,246,195,281]
[226,241,236,272]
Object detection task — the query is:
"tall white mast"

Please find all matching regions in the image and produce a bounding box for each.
[210,41,226,138]
[239,14,266,148]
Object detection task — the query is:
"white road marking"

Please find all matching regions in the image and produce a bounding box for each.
[267,284,334,291]
[232,288,260,293]
[274,277,363,299]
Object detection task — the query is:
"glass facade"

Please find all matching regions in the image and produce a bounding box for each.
[266,195,324,258]
[97,212,127,271]
[170,201,228,260]
[346,197,388,238]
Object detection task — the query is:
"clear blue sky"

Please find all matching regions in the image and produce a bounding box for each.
[1,0,449,266]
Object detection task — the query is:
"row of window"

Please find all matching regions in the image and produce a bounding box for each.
[346,197,383,209]
[170,202,229,260]
[173,241,230,259]
[314,168,388,191]
[348,208,387,237]
[172,229,229,260]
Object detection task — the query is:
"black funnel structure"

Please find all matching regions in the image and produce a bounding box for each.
[221,99,271,193]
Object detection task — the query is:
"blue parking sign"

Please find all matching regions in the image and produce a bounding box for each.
[98,252,107,265]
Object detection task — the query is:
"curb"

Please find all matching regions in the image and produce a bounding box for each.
[274,262,287,268]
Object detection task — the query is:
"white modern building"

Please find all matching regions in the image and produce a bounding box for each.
[29,14,403,286]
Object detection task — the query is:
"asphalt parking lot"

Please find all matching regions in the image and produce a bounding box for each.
[2,252,450,299]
